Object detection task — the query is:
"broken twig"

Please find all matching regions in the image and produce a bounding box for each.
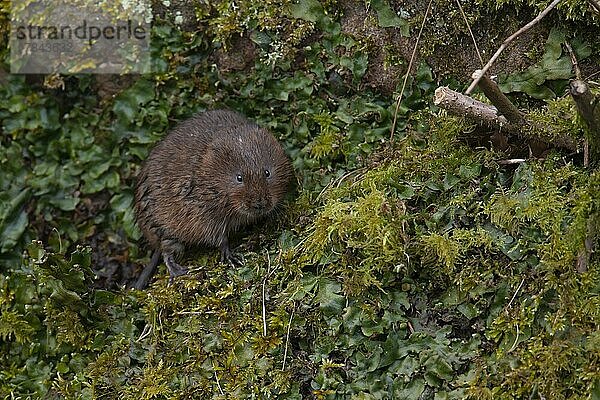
[434,86,520,134]
[587,0,600,14]
[434,86,579,152]
[473,71,525,125]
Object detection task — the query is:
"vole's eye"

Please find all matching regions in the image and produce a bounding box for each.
[264,169,271,178]
[236,174,243,183]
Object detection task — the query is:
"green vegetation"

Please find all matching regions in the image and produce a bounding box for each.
[1,0,599,399]
[498,27,592,99]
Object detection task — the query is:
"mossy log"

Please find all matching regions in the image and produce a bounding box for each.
[434,86,579,152]
[570,79,600,165]
[569,80,599,273]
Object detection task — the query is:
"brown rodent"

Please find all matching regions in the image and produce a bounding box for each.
[133,109,293,289]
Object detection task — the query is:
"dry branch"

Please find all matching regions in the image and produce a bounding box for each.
[569,80,599,273]
[434,86,521,134]
[473,71,525,125]
[588,0,600,14]
[565,42,582,80]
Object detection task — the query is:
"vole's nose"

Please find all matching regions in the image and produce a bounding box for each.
[251,198,269,211]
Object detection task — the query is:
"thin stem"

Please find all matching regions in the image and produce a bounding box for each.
[466,0,563,94]
[390,0,434,140]
[456,0,483,66]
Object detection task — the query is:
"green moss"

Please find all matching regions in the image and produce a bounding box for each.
[0,310,35,343]
[1,1,599,398]
[289,109,599,397]
[480,0,592,21]
[205,0,325,56]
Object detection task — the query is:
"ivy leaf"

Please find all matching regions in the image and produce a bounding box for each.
[39,106,60,130]
[457,303,479,319]
[425,354,454,381]
[361,319,385,336]
[0,188,31,253]
[394,355,419,377]
[45,279,84,307]
[342,305,362,332]
[378,333,401,368]
[289,0,328,24]
[250,31,272,46]
[459,163,481,180]
[113,79,156,122]
[356,346,382,372]
[443,174,460,190]
[48,195,79,212]
[394,378,425,398]
[370,0,409,36]
[316,278,345,316]
[110,192,140,239]
[498,28,585,99]
[81,170,121,194]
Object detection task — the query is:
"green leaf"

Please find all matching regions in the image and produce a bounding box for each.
[289,0,327,24]
[370,0,409,35]
[0,188,31,252]
[113,79,156,122]
[316,278,345,316]
[394,183,415,200]
[81,170,121,194]
[378,333,401,368]
[424,355,454,382]
[457,303,479,319]
[498,28,577,99]
[394,355,419,377]
[458,163,481,179]
[443,174,461,190]
[48,196,79,212]
[110,192,133,212]
[342,305,362,332]
[394,377,425,398]
[39,106,60,130]
[250,31,272,46]
[361,319,385,336]
[354,345,383,373]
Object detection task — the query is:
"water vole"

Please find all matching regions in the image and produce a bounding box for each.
[133,109,293,289]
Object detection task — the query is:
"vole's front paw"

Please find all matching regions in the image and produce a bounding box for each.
[220,246,244,267]
[164,253,189,284]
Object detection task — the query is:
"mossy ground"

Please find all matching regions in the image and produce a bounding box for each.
[1,0,599,399]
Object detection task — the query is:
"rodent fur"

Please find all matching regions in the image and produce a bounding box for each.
[134,109,293,288]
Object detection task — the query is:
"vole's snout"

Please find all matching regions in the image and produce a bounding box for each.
[250,198,270,212]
